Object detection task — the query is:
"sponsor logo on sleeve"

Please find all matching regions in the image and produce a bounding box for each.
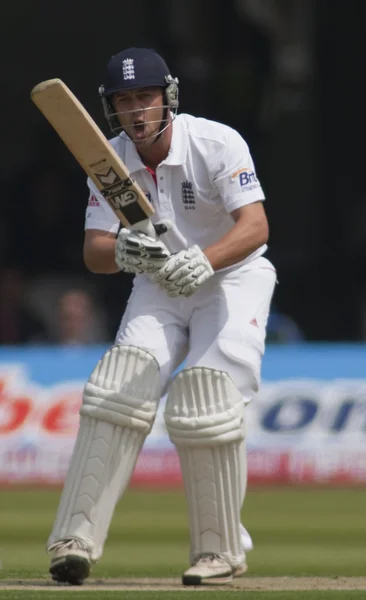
[231,168,260,192]
[88,194,100,207]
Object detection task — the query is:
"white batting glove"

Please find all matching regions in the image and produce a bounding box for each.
[115,227,170,275]
[152,245,214,297]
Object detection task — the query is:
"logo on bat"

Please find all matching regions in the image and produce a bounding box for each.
[95,168,138,210]
[95,168,121,187]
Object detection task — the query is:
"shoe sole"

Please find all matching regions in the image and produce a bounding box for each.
[182,572,233,586]
[50,555,90,585]
[182,563,247,586]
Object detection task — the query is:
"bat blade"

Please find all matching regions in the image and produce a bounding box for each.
[31,78,154,229]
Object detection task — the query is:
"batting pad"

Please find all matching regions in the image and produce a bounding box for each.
[165,367,246,568]
[48,345,160,561]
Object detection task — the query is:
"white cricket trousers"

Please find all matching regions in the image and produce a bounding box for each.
[116,256,276,402]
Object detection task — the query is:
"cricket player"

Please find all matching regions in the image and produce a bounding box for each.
[47,47,276,586]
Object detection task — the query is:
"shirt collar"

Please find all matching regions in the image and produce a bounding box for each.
[122,115,187,174]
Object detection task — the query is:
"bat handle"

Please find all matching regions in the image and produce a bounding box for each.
[134,219,187,248]
[133,219,171,238]
[132,219,157,237]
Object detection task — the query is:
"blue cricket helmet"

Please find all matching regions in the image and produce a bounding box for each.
[100,47,174,96]
[99,47,179,136]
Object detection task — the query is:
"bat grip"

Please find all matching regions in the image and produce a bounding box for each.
[134,218,187,247]
[133,219,170,238]
[132,219,157,237]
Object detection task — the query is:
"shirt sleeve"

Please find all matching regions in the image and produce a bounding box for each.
[84,177,120,234]
[213,128,265,213]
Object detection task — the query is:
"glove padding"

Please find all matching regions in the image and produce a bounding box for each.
[152,245,214,297]
[115,227,170,275]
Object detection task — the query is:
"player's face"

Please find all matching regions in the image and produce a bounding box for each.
[112,87,165,145]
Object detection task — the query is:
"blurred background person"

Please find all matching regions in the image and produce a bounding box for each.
[23,284,111,346]
[0,266,45,345]
[54,288,109,346]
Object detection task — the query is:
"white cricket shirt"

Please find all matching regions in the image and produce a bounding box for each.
[85,113,267,267]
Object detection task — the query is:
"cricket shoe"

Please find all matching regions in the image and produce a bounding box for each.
[182,553,244,586]
[48,539,91,585]
[233,560,248,578]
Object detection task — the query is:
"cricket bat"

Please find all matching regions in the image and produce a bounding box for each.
[30,78,156,234]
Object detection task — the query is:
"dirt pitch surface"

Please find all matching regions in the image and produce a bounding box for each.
[0,577,366,591]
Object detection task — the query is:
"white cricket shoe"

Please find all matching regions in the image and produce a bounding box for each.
[182,553,236,586]
[233,560,248,578]
[182,524,252,585]
[48,539,91,585]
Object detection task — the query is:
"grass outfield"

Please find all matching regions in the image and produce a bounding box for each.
[0,487,365,599]
[0,487,365,578]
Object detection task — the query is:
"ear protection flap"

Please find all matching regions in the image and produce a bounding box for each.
[165,75,179,110]
[99,86,121,132]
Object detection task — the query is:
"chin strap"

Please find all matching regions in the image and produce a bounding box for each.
[153,106,169,144]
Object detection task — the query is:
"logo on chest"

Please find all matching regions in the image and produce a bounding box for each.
[181,180,195,210]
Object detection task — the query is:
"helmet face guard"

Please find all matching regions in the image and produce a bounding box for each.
[99,74,178,137]
[99,48,179,139]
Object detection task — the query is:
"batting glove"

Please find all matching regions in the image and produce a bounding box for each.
[115,226,170,275]
[152,245,214,297]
